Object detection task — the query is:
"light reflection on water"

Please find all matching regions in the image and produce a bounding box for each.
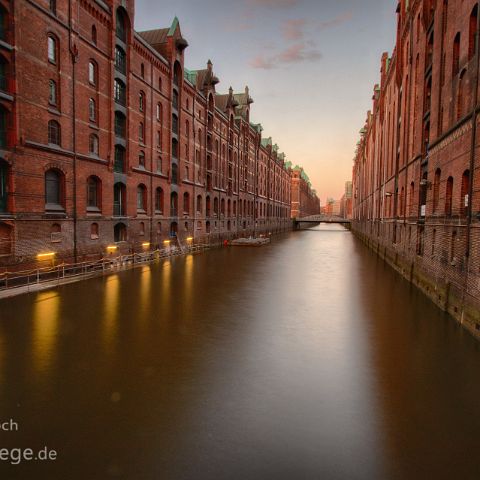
[0,225,480,479]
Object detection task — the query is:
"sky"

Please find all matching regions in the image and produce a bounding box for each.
[134,0,397,204]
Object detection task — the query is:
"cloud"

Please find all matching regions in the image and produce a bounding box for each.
[317,11,353,30]
[247,0,300,8]
[250,42,322,69]
[282,19,307,41]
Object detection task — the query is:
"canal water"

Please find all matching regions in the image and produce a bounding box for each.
[1,225,480,479]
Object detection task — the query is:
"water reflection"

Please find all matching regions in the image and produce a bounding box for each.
[0,226,480,479]
[32,291,60,377]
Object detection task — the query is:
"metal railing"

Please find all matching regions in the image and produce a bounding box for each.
[0,244,209,293]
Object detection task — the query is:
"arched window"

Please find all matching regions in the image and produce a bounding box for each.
[469,5,478,60]
[48,35,57,64]
[139,221,145,235]
[49,0,56,15]
[114,79,126,105]
[114,111,126,138]
[114,145,126,173]
[139,91,145,112]
[170,192,178,217]
[158,77,162,91]
[457,69,466,120]
[156,156,162,173]
[445,176,453,216]
[183,192,190,214]
[90,222,99,239]
[453,32,461,76]
[157,130,161,148]
[433,168,441,212]
[137,184,146,212]
[91,25,97,45]
[172,114,178,135]
[45,169,63,209]
[233,200,237,215]
[87,176,101,210]
[88,61,96,85]
[139,122,144,143]
[155,187,164,213]
[114,222,127,242]
[172,138,178,159]
[116,8,127,42]
[89,98,96,122]
[89,134,99,155]
[48,79,57,105]
[206,196,211,216]
[409,182,415,215]
[173,61,182,87]
[173,90,179,110]
[221,198,225,215]
[171,162,178,184]
[0,7,6,42]
[196,195,202,214]
[214,197,219,215]
[0,160,9,212]
[0,55,7,92]
[170,222,178,237]
[114,46,126,74]
[461,170,470,216]
[113,183,126,216]
[138,150,145,168]
[206,220,211,233]
[48,120,61,145]
[140,63,145,79]
[156,103,162,122]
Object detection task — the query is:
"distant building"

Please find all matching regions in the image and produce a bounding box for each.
[289,165,320,218]
[340,181,353,218]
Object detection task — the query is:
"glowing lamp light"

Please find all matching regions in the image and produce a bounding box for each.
[142,242,151,248]
[163,240,171,245]
[37,252,55,259]
[186,237,193,242]
[107,245,118,251]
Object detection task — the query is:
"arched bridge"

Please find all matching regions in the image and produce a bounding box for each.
[294,215,351,228]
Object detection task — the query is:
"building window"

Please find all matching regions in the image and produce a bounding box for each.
[137,184,146,212]
[87,176,100,210]
[172,114,178,135]
[433,168,441,212]
[172,138,178,158]
[156,103,162,122]
[113,183,126,216]
[469,5,478,60]
[89,134,99,155]
[157,131,161,148]
[88,61,96,85]
[114,222,127,242]
[48,120,61,145]
[196,195,202,214]
[461,170,470,216]
[170,192,178,217]
[116,8,127,42]
[114,145,126,173]
[91,25,97,45]
[90,222,99,239]
[457,69,466,120]
[140,63,145,78]
[49,0,56,15]
[114,111,126,138]
[139,91,145,112]
[0,7,7,42]
[48,35,57,64]
[183,192,190,214]
[171,163,178,184]
[156,156,162,173]
[139,150,145,168]
[114,46,126,74]
[155,187,164,213]
[139,122,144,143]
[48,79,57,105]
[114,79,126,105]
[45,169,63,209]
[173,89,179,110]
[89,98,96,122]
[453,33,460,76]
[445,176,453,216]
[0,160,9,213]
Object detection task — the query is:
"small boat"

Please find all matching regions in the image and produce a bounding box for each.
[230,237,271,247]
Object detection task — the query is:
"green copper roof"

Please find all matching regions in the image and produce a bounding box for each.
[184,68,197,84]
[261,137,272,147]
[168,16,179,37]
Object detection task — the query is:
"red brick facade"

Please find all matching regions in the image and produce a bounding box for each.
[352,0,480,338]
[0,0,297,269]
[290,166,320,218]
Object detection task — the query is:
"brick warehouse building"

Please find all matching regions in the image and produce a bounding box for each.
[289,165,320,218]
[352,0,480,338]
[0,0,299,269]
